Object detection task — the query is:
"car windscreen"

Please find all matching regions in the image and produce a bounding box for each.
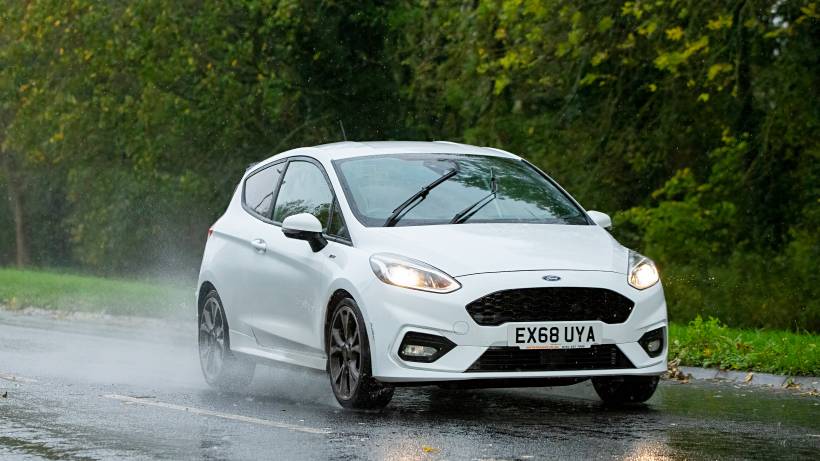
[333,153,590,227]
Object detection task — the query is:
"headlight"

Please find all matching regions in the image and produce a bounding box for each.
[369,253,461,293]
[628,250,659,290]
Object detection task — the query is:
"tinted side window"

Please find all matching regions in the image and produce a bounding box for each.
[272,161,333,229]
[244,165,282,217]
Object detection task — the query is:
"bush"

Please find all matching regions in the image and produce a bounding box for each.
[618,134,818,332]
[662,251,819,332]
[670,317,819,376]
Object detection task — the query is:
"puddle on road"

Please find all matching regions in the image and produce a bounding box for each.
[313,380,820,460]
[0,416,128,461]
[188,363,820,459]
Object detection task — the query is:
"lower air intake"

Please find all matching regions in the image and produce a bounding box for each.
[466,344,634,373]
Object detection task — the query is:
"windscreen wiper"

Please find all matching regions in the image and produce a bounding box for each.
[450,168,497,224]
[384,167,459,227]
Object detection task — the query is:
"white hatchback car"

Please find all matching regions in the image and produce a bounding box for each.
[197,141,667,409]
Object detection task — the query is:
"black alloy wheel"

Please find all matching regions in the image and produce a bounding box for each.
[327,298,394,409]
[198,290,255,391]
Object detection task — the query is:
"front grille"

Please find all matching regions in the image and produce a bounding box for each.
[466,345,634,373]
[465,287,634,326]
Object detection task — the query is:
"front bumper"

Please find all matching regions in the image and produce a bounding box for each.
[359,270,668,383]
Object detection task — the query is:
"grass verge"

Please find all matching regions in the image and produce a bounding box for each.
[0,267,189,317]
[0,268,816,376]
[670,317,818,377]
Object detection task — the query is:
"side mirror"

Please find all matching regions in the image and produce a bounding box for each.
[587,210,612,230]
[282,213,327,252]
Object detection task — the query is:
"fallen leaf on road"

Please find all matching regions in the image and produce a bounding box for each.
[664,358,689,383]
[422,445,440,454]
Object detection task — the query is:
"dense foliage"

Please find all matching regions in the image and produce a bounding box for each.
[669,317,818,376]
[1,1,817,330]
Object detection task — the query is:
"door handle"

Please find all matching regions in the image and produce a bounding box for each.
[250,239,267,254]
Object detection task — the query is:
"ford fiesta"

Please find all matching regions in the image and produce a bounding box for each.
[196,141,667,409]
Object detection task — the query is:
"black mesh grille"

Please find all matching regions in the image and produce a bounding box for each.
[465,287,634,326]
[466,345,634,373]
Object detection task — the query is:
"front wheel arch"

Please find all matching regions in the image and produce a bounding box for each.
[324,289,354,356]
[197,281,217,318]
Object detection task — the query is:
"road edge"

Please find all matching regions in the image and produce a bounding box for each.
[666,365,820,393]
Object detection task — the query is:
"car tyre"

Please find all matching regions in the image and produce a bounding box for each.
[592,375,659,404]
[199,289,255,391]
[327,298,394,409]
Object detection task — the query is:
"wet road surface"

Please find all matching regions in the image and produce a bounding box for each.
[1,310,818,460]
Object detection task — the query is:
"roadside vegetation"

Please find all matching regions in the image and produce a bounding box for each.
[1,268,816,376]
[670,317,818,377]
[0,268,188,317]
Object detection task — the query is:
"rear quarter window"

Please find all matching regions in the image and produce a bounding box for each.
[243,165,282,218]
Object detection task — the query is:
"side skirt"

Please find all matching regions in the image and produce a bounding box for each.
[230,329,327,371]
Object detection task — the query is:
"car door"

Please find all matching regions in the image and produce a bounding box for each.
[220,161,285,341]
[244,158,349,358]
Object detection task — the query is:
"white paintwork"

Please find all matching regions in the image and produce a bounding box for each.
[587,210,613,229]
[282,213,323,234]
[197,141,668,384]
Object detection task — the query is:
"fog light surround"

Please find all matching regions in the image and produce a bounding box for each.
[638,327,666,358]
[398,332,456,363]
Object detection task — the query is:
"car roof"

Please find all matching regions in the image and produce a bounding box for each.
[253,141,520,170]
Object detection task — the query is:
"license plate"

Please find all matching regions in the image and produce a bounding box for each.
[507,322,602,349]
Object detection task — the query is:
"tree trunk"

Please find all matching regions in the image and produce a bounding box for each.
[733,0,753,138]
[1,152,29,267]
